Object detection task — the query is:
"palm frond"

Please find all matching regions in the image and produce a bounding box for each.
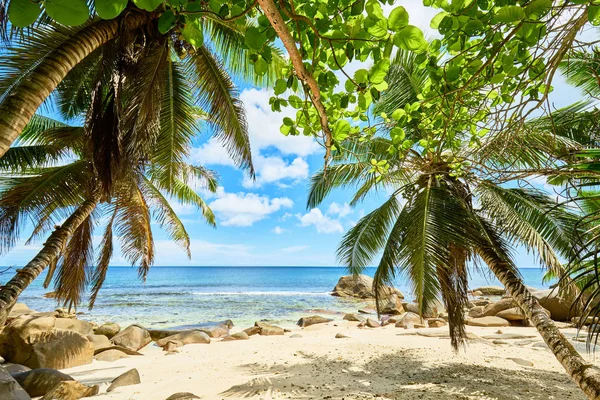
[89,207,116,309]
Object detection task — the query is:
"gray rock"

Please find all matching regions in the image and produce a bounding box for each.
[156,331,210,347]
[427,319,447,328]
[481,298,515,317]
[343,313,365,322]
[111,325,151,351]
[402,300,443,318]
[107,368,141,392]
[379,294,405,315]
[468,306,485,318]
[466,316,510,327]
[532,289,577,321]
[4,363,31,376]
[366,318,381,328]
[297,315,333,327]
[95,322,120,339]
[95,349,130,362]
[0,368,30,400]
[54,318,94,336]
[472,286,504,296]
[394,312,424,329]
[231,331,249,340]
[13,369,73,397]
[166,393,201,400]
[86,334,111,351]
[255,322,284,336]
[93,345,143,356]
[40,380,99,400]
[243,326,261,336]
[331,274,403,299]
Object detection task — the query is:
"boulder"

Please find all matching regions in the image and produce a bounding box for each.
[481,298,515,317]
[254,322,284,336]
[0,368,30,400]
[156,331,210,348]
[95,322,120,339]
[243,326,261,336]
[402,300,443,318]
[343,314,365,322]
[13,369,73,398]
[107,368,141,392]
[335,333,350,339]
[379,294,405,315]
[198,325,229,338]
[95,349,130,362]
[509,358,534,367]
[468,306,485,318]
[472,286,504,296]
[162,341,183,352]
[231,331,249,340]
[289,334,302,338]
[86,334,111,351]
[366,318,381,328]
[0,316,94,369]
[427,319,447,328]
[466,316,510,327]
[166,393,201,400]
[297,315,333,327]
[331,274,403,299]
[4,363,31,376]
[470,299,493,307]
[93,345,143,356]
[8,303,33,319]
[395,312,424,329]
[40,380,98,400]
[111,325,151,351]
[55,308,77,319]
[532,289,578,321]
[496,307,550,321]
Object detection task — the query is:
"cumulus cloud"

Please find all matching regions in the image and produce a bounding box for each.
[209,188,293,227]
[272,226,287,234]
[297,208,344,234]
[327,202,352,218]
[243,155,309,188]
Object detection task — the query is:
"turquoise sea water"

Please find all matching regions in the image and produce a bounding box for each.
[13,266,552,329]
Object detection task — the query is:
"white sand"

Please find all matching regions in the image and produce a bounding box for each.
[64,321,597,399]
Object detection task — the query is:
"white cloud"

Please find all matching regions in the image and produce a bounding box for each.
[297,208,344,234]
[281,245,309,253]
[209,188,293,227]
[327,202,352,218]
[189,138,236,167]
[272,226,287,234]
[243,155,309,188]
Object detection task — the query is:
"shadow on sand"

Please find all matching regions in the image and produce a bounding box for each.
[219,349,585,399]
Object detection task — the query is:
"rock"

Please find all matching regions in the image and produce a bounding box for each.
[289,334,302,338]
[86,334,111,351]
[255,322,284,336]
[472,291,483,297]
[471,299,493,307]
[231,331,249,340]
[156,331,210,347]
[93,345,143,356]
[162,340,183,352]
[466,316,510,327]
[532,289,578,321]
[482,333,537,340]
[427,319,447,328]
[243,326,261,336]
[468,306,485,318]
[166,393,201,400]
[95,322,120,339]
[198,324,230,338]
[95,349,130,362]
[343,314,365,322]
[8,303,33,319]
[509,358,534,367]
[297,315,333,327]
[358,308,375,314]
[3,363,31,376]
[379,294,405,315]
[13,369,73,397]
[395,312,424,329]
[55,309,76,319]
[41,381,98,400]
[572,316,599,326]
[472,286,504,296]
[0,316,94,369]
[335,333,350,339]
[366,318,381,328]
[0,368,30,400]
[107,369,141,392]
[331,274,403,299]
[402,300,443,318]
[481,298,515,317]
[111,325,151,351]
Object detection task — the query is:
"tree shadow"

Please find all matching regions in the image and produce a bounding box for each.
[220,349,585,399]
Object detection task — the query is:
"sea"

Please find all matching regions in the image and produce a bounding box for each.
[15,266,552,329]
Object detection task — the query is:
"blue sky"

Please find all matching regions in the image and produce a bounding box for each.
[2,2,591,267]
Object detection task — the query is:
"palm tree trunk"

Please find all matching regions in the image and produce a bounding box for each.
[477,245,600,399]
[0,14,149,158]
[0,198,98,325]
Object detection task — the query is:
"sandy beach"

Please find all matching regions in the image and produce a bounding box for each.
[62,320,593,400]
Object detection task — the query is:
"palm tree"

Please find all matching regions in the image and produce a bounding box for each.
[308,48,600,397]
[0,5,284,159]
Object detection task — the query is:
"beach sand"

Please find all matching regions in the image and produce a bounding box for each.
[63,320,594,399]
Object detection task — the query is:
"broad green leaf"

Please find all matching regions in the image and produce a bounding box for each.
[254,56,268,76]
[132,0,163,11]
[364,16,388,38]
[44,0,89,26]
[274,79,287,95]
[430,11,448,29]
[589,5,600,26]
[493,5,525,23]
[464,19,483,35]
[394,25,427,53]
[245,27,266,51]
[388,6,409,31]
[369,59,391,84]
[525,0,552,20]
[158,10,176,34]
[333,120,351,141]
[95,0,127,19]
[354,69,369,84]
[181,18,204,46]
[8,0,41,27]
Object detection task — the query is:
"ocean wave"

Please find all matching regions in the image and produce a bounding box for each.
[192,291,333,296]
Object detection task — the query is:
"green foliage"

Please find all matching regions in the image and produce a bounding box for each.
[8,0,41,28]
[44,0,89,26]
[94,0,128,20]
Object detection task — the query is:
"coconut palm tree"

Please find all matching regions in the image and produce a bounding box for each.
[308,48,600,397]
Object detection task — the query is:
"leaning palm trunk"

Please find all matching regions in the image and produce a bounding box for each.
[0,198,98,325]
[0,14,148,158]
[477,245,600,399]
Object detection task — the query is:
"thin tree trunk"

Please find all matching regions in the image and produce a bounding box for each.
[477,245,600,399]
[0,14,148,158]
[0,199,98,325]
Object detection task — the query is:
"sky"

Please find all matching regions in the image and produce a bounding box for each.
[1,1,591,267]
